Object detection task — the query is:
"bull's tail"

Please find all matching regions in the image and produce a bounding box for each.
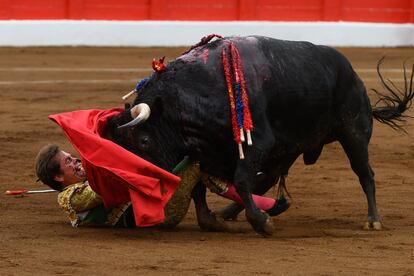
[371,57,414,132]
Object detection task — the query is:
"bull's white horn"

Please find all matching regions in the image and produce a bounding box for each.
[118,103,151,129]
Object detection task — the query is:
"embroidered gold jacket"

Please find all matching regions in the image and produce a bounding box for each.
[57,162,228,227]
[57,181,131,227]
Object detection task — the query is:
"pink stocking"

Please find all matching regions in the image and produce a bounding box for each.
[220,184,275,211]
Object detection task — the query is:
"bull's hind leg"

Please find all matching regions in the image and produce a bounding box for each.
[338,130,382,230]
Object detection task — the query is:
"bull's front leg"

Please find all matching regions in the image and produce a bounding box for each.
[234,147,274,237]
[191,181,227,232]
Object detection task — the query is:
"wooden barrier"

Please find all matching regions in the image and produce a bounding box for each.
[0,0,413,23]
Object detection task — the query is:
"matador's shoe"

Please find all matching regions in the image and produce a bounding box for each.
[266,195,291,217]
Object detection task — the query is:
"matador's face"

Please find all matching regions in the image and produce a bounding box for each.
[53,150,86,186]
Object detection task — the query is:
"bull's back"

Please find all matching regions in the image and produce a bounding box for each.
[175,36,365,155]
[239,37,344,148]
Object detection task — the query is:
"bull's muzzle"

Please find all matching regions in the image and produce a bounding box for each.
[118,103,151,129]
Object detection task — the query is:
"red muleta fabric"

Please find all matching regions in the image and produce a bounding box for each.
[49,108,181,227]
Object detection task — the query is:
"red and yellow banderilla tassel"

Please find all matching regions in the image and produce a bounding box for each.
[222,42,254,159]
[230,43,253,145]
[222,47,244,159]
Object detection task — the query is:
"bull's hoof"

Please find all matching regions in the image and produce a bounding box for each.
[363,221,383,230]
[261,215,275,237]
[247,212,274,237]
[198,212,228,232]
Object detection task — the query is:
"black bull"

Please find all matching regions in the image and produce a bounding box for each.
[107,36,413,236]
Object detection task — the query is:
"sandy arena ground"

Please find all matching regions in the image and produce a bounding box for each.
[0,46,413,275]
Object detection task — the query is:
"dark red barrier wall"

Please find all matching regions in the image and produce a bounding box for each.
[0,0,413,23]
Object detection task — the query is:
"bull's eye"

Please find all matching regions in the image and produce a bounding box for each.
[138,136,150,151]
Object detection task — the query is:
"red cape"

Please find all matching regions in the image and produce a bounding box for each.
[49,108,181,227]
